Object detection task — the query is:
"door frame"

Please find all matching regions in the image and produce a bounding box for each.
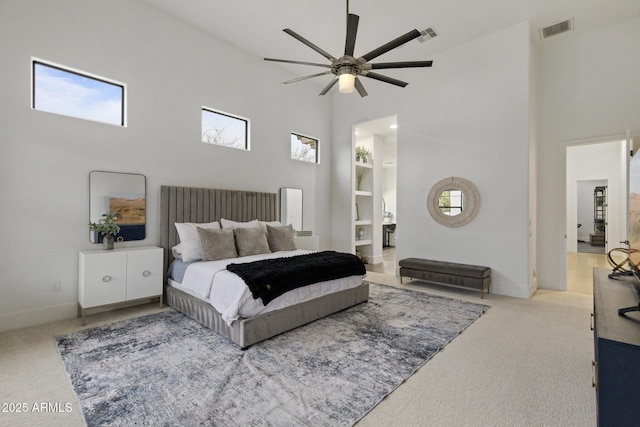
[559,134,629,291]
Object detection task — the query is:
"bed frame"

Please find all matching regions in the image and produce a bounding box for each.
[159,185,369,349]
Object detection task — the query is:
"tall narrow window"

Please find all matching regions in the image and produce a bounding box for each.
[32,60,125,126]
[201,108,249,150]
[291,133,318,163]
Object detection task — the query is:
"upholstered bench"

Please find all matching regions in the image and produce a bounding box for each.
[399,258,491,298]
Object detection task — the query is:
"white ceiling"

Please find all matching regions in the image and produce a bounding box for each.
[140,0,640,138]
[143,0,640,67]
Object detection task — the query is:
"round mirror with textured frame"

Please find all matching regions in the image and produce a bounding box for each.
[427,177,479,227]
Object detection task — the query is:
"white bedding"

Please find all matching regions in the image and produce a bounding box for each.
[168,249,365,325]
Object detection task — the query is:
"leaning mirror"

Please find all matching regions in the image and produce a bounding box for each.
[280,188,303,230]
[89,171,146,242]
[427,177,479,227]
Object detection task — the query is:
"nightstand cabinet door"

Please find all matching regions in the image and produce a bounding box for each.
[126,247,163,300]
[593,269,640,426]
[79,251,127,308]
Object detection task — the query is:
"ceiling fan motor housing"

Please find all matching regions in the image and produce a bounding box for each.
[332,56,360,76]
[264,9,433,97]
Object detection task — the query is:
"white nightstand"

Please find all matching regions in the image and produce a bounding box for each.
[294,235,320,251]
[78,246,163,324]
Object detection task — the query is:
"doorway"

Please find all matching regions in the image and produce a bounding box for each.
[576,180,607,254]
[565,139,628,294]
[381,137,397,275]
[353,115,398,276]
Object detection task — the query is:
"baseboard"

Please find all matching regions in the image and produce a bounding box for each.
[369,254,384,265]
[491,282,532,299]
[0,303,77,333]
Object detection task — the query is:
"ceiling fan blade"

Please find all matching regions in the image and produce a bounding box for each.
[354,77,368,97]
[264,58,332,68]
[359,29,421,62]
[283,29,336,62]
[318,77,338,95]
[361,71,408,88]
[344,13,359,57]
[283,71,333,85]
[369,60,433,69]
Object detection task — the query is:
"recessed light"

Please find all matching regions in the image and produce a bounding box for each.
[390,124,398,129]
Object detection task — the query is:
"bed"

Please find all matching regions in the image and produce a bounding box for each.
[160,185,369,349]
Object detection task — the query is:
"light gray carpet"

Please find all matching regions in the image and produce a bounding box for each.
[55,282,489,426]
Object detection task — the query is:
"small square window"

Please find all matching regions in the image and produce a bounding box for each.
[438,190,464,216]
[291,133,318,163]
[202,108,249,150]
[32,59,125,126]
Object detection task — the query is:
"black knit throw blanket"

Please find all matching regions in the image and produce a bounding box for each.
[226,251,366,305]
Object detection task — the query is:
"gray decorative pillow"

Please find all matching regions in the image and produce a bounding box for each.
[234,227,271,257]
[266,224,297,252]
[196,227,238,261]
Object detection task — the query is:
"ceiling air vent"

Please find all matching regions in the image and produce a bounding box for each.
[418,27,438,43]
[540,18,574,40]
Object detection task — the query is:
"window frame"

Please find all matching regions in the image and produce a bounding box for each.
[438,189,464,216]
[290,132,319,164]
[31,58,126,127]
[201,107,250,151]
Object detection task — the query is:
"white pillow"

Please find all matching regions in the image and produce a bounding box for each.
[220,218,260,229]
[171,243,183,259]
[174,221,221,262]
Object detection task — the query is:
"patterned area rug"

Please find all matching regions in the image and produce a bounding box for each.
[55,282,489,426]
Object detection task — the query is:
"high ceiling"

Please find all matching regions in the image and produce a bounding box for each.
[140,0,640,139]
[142,0,640,70]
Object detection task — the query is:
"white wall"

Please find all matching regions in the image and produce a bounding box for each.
[0,0,333,331]
[4,2,639,330]
[382,139,397,224]
[537,16,640,290]
[382,139,398,247]
[332,22,534,298]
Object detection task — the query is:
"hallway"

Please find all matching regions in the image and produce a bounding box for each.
[365,247,397,276]
[566,251,610,295]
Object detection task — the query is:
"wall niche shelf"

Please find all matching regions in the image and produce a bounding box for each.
[352,135,383,264]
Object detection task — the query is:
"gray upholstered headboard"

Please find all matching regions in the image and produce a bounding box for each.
[160,185,279,271]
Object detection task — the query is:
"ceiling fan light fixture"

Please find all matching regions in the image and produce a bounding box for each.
[338,67,356,94]
[264,1,433,98]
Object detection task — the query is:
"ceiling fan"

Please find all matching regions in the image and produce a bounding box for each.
[264,1,433,97]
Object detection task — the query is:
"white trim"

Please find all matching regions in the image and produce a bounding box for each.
[0,302,77,333]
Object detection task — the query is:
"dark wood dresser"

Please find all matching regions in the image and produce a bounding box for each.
[593,268,640,426]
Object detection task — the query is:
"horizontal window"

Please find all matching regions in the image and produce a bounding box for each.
[291,133,318,163]
[201,108,249,150]
[32,59,125,126]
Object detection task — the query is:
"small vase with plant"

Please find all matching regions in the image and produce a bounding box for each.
[356,169,365,191]
[89,212,120,250]
[355,146,370,163]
